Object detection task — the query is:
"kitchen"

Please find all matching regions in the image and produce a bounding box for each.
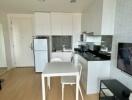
[6,12,113,98]
[33,11,113,95]
[0,0,116,100]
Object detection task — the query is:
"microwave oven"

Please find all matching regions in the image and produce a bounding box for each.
[80,32,94,41]
[80,34,86,41]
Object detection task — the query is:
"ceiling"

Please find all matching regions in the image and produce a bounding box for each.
[0,0,93,13]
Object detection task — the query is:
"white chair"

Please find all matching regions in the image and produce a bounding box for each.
[47,58,62,89]
[50,58,63,62]
[61,63,84,100]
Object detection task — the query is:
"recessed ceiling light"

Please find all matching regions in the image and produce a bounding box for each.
[70,0,76,3]
[38,0,45,2]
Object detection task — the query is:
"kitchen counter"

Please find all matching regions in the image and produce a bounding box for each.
[74,48,111,94]
[77,53,111,94]
[75,49,111,61]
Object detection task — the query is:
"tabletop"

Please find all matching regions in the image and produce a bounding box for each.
[42,62,79,77]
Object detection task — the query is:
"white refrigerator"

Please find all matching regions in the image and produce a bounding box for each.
[33,37,49,72]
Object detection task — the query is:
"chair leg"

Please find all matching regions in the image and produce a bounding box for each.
[47,77,50,89]
[62,84,64,100]
[0,79,4,90]
[79,85,84,100]
[0,81,2,90]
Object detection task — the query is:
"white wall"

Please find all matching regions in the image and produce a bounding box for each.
[110,0,132,90]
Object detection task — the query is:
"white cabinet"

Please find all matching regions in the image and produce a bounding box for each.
[101,0,116,35]
[61,13,73,35]
[51,52,63,60]
[62,52,72,62]
[81,0,116,35]
[51,13,73,35]
[51,52,72,62]
[72,13,81,48]
[34,13,51,35]
[81,13,88,33]
[78,54,111,94]
[34,12,81,37]
[51,13,62,35]
[78,55,88,91]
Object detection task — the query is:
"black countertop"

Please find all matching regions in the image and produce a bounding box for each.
[75,48,111,61]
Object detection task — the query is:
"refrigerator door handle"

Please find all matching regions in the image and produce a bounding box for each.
[30,42,33,50]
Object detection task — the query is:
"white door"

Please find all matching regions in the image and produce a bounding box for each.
[11,15,34,67]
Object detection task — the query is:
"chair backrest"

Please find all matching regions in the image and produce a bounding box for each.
[50,58,62,62]
[76,63,82,81]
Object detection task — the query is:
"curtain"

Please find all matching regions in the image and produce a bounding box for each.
[0,24,7,67]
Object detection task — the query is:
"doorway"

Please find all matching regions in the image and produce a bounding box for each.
[9,14,34,67]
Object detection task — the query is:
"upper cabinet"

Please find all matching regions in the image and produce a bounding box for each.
[101,0,116,35]
[81,13,87,33]
[81,0,116,35]
[34,12,81,37]
[34,13,51,35]
[51,13,73,35]
[61,13,73,35]
[51,13,62,35]
[72,13,81,48]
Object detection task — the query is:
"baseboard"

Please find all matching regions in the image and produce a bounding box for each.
[15,66,34,68]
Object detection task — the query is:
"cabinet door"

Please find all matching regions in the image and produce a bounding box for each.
[81,13,87,33]
[34,13,51,35]
[62,52,72,62]
[51,13,62,35]
[73,13,81,48]
[61,13,73,35]
[87,0,103,35]
[51,52,63,60]
[78,55,88,92]
[101,0,115,35]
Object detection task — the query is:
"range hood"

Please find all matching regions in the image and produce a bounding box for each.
[82,32,94,36]
[82,32,103,36]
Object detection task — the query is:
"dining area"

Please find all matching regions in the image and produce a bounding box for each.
[41,62,84,100]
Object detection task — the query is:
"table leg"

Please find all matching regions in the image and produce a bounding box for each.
[76,74,79,100]
[41,74,45,100]
[47,77,50,89]
[0,81,2,90]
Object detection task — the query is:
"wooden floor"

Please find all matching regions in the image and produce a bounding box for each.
[0,68,99,100]
[0,67,7,76]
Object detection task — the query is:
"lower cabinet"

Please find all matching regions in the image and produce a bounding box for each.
[51,52,72,62]
[78,54,111,94]
[78,55,88,92]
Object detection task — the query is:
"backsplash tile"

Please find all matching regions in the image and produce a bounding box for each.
[101,35,113,51]
[52,36,72,51]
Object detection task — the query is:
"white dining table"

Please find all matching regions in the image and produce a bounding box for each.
[41,62,80,100]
